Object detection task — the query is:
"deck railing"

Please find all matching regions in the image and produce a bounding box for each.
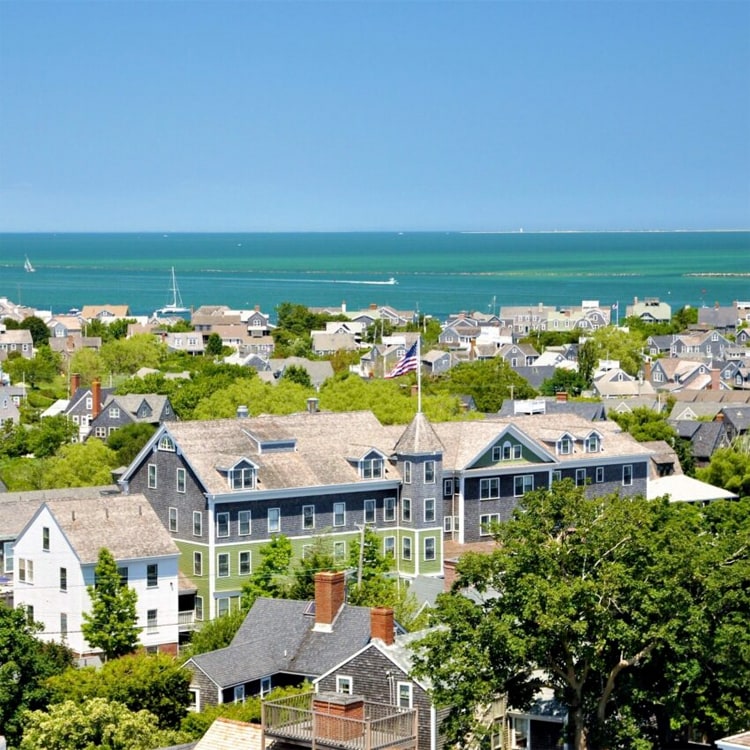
[262,692,417,750]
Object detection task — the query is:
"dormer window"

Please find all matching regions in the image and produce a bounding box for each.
[109,407,120,419]
[158,435,176,452]
[361,458,384,479]
[558,436,572,455]
[585,434,600,453]
[231,465,256,490]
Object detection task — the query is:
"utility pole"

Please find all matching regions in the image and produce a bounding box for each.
[355,523,366,588]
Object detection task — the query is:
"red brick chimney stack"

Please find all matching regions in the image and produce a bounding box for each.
[370,607,395,645]
[70,373,81,398]
[710,368,720,391]
[92,379,101,419]
[644,360,652,381]
[556,391,568,402]
[314,571,346,631]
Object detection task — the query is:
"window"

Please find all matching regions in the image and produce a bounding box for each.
[623,465,633,486]
[502,442,512,460]
[384,536,395,557]
[424,498,435,523]
[364,499,376,524]
[195,596,204,621]
[176,468,186,493]
[480,513,500,535]
[60,567,67,592]
[217,598,230,617]
[384,497,396,522]
[217,513,230,538]
[336,676,353,695]
[193,551,203,576]
[268,507,280,533]
[333,502,346,527]
[558,436,572,455]
[514,475,533,497]
[424,460,435,483]
[109,406,120,419]
[117,566,129,586]
[238,510,251,536]
[334,541,346,560]
[234,685,245,704]
[402,537,412,561]
[444,516,454,532]
[552,470,562,483]
[218,553,230,578]
[576,468,586,487]
[60,613,68,638]
[231,466,255,490]
[159,435,175,451]
[147,563,158,588]
[397,682,413,709]
[148,464,157,489]
[596,466,604,483]
[492,445,502,462]
[513,444,522,459]
[239,551,251,575]
[147,609,158,634]
[302,505,315,530]
[402,497,411,522]
[2,541,13,573]
[260,676,272,697]
[403,461,412,484]
[443,478,454,497]
[168,507,178,532]
[18,558,33,584]
[42,526,50,551]
[480,477,500,499]
[586,434,600,452]
[193,512,202,537]
[424,536,436,561]
[362,457,384,479]
[95,427,107,438]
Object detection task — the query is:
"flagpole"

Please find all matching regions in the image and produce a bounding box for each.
[417,336,422,414]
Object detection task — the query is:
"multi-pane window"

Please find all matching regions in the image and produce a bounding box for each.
[402,497,411,522]
[596,466,604,483]
[492,445,502,461]
[502,442,512,460]
[193,551,203,576]
[148,464,157,489]
[60,613,68,638]
[231,467,255,490]
[552,470,562,483]
[480,513,500,535]
[260,677,272,697]
[217,513,230,538]
[234,685,245,704]
[193,512,202,537]
[217,598,230,617]
[384,536,395,557]
[424,537,436,561]
[480,478,500,499]
[424,498,435,523]
[336,676,353,694]
[147,564,158,587]
[159,435,175,451]
[238,510,251,535]
[333,502,346,527]
[218,553,230,578]
[513,444,522,459]
[176,468,186,493]
[18,558,33,584]
[168,507,178,532]
[195,596,204,621]
[443,478,454,497]
[362,457,384,479]
[623,465,633,486]
[42,526,50,551]
[558,436,572,455]
[586,434,600,452]
[402,537,412,561]
[3,541,14,573]
[268,508,281,533]
[147,609,158,633]
[239,551,251,575]
[397,682,413,709]
[403,461,412,484]
[334,541,346,560]
[302,505,315,530]
[514,475,533,496]
[60,567,67,591]
[576,469,586,487]
[424,461,435,483]
[118,566,129,586]
[384,497,396,522]
[364,499,376,524]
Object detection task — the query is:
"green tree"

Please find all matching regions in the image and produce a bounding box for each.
[282,363,313,388]
[240,535,294,610]
[576,338,597,387]
[45,653,191,730]
[411,483,712,749]
[100,334,165,376]
[69,347,107,386]
[697,446,750,498]
[3,346,60,388]
[179,608,246,660]
[205,332,224,357]
[106,422,157,466]
[20,698,189,750]
[42,439,118,488]
[20,315,51,347]
[82,548,139,661]
[585,326,646,376]
[288,535,341,601]
[26,414,78,458]
[0,603,74,746]
[539,367,587,397]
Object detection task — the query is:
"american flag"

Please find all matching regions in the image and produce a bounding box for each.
[385,341,419,378]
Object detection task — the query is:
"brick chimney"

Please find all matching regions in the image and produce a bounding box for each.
[644,359,652,381]
[70,372,81,398]
[91,379,101,419]
[314,571,346,631]
[370,607,395,645]
[556,390,568,402]
[716,410,725,423]
[710,368,720,391]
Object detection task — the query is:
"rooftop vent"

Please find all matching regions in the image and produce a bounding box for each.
[236,405,249,419]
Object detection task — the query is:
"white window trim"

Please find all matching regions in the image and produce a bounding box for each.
[216,512,230,538]
[333,502,346,527]
[268,508,281,533]
[217,552,230,578]
[238,510,251,536]
[336,675,353,695]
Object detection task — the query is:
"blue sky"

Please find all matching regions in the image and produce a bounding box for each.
[0,1,748,232]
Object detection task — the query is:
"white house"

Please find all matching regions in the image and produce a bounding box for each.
[13,493,180,657]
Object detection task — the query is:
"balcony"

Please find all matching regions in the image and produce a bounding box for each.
[178,610,196,631]
[262,692,418,750]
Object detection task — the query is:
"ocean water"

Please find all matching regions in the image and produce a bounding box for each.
[0,231,748,320]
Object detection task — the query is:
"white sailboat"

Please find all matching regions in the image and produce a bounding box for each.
[24,255,35,273]
[153,267,190,318]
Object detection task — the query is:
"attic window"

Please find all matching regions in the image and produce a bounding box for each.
[158,436,175,452]
[361,457,384,479]
[585,434,600,453]
[230,466,256,490]
[558,436,572,455]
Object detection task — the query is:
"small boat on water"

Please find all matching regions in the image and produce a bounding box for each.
[153,267,191,318]
[24,255,35,273]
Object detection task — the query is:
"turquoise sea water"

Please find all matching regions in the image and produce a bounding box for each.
[0,232,748,320]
